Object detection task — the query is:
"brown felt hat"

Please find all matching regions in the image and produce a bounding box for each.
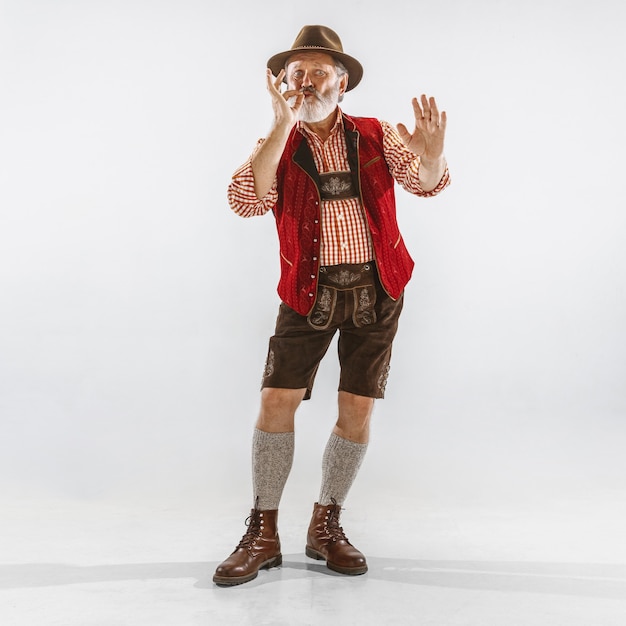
[267,25,363,91]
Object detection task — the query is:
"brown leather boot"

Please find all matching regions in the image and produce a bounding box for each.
[213,507,282,586]
[305,499,368,575]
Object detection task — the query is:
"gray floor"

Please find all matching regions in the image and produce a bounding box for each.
[1,487,625,626]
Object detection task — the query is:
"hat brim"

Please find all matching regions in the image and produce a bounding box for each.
[267,47,363,91]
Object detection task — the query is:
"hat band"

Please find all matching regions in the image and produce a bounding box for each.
[293,45,342,51]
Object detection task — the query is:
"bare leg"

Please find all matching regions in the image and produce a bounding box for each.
[256,387,307,432]
[333,390,375,443]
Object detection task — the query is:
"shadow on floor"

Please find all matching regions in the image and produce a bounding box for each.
[2,557,625,599]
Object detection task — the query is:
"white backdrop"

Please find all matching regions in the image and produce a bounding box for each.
[1,0,624,510]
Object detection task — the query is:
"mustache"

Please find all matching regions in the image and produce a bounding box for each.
[299,86,318,96]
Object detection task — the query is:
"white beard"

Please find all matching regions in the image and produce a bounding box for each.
[295,80,341,123]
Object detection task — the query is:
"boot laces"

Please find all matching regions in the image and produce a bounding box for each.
[325,498,348,542]
[236,508,263,550]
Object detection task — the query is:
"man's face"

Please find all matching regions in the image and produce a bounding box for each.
[285,52,346,123]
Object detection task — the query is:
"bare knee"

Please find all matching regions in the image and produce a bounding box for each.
[334,391,375,443]
[256,387,306,432]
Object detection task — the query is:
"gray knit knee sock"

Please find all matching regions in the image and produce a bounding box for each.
[252,428,295,510]
[318,432,368,506]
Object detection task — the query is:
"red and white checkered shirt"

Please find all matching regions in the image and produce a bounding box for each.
[228,109,450,266]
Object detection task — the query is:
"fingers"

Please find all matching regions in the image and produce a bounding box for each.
[273,69,285,90]
[266,68,303,106]
[427,95,439,120]
[411,96,424,120]
[281,89,302,101]
[266,68,283,89]
[413,94,446,127]
[396,122,410,143]
[290,92,304,112]
[416,94,433,120]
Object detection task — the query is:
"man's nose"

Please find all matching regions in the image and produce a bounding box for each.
[301,71,313,87]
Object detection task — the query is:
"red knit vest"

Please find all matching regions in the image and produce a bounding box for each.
[273,113,415,315]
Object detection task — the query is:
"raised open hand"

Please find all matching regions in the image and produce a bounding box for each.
[396,94,447,163]
[265,68,304,129]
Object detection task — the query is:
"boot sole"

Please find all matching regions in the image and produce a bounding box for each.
[305,546,368,576]
[213,554,283,586]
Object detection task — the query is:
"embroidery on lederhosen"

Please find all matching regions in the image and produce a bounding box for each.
[261,348,275,381]
[319,171,357,200]
[377,361,391,395]
[353,285,377,327]
[307,286,336,330]
[327,269,362,287]
[260,348,275,390]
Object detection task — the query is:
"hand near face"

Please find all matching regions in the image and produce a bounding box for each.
[265,68,304,129]
[396,95,447,162]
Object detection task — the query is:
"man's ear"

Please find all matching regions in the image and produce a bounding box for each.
[339,73,349,97]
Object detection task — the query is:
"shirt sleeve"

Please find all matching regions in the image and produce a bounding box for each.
[227,139,279,217]
[380,120,450,197]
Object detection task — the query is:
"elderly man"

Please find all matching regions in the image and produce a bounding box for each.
[213,25,450,586]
